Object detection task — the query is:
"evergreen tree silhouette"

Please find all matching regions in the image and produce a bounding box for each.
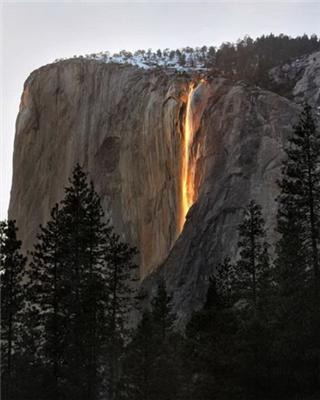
[120,279,179,400]
[235,200,271,308]
[104,230,138,400]
[274,104,320,395]
[276,103,320,293]
[119,310,156,400]
[0,220,27,400]
[25,164,138,400]
[183,276,239,400]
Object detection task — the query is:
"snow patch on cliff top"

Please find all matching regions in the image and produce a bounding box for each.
[54,48,211,72]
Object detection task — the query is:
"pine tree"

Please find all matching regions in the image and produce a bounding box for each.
[25,205,68,399]
[119,279,180,400]
[206,46,216,67]
[104,231,138,400]
[273,104,320,395]
[183,276,239,400]
[58,164,112,400]
[24,164,139,400]
[150,279,174,341]
[235,200,271,308]
[276,103,320,293]
[119,310,156,400]
[181,202,272,399]
[149,279,179,400]
[233,201,273,397]
[25,164,120,400]
[215,257,237,307]
[0,220,27,400]
[178,52,186,66]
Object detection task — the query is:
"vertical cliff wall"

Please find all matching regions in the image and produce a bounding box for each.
[9,60,191,277]
[10,57,313,319]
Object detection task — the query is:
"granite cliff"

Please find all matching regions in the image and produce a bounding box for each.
[9,52,320,321]
[10,60,190,277]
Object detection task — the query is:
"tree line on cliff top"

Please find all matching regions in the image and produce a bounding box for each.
[62,34,320,85]
[1,103,320,399]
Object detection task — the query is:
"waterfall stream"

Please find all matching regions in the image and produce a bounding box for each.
[179,83,197,231]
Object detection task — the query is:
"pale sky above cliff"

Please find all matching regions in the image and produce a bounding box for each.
[1,1,320,220]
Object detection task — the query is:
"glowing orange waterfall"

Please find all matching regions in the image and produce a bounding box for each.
[179,83,196,231]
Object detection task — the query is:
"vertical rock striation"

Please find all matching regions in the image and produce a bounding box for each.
[9,60,190,277]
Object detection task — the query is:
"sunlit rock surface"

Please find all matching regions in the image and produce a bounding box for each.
[9,60,189,277]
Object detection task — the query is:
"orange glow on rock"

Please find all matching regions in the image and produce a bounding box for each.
[179,83,196,232]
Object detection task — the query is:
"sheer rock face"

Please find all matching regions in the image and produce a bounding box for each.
[9,60,190,277]
[148,81,299,323]
[9,57,307,321]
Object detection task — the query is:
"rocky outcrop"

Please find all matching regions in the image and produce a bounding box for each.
[11,52,320,321]
[269,51,320,108]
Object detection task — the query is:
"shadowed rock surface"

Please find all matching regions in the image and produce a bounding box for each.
[146,80,299,323]
[269,50,320,107]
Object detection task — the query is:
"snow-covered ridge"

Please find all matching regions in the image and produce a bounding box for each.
[54,47,215,72]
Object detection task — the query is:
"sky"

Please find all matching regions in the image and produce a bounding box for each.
[1,1,320,220]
